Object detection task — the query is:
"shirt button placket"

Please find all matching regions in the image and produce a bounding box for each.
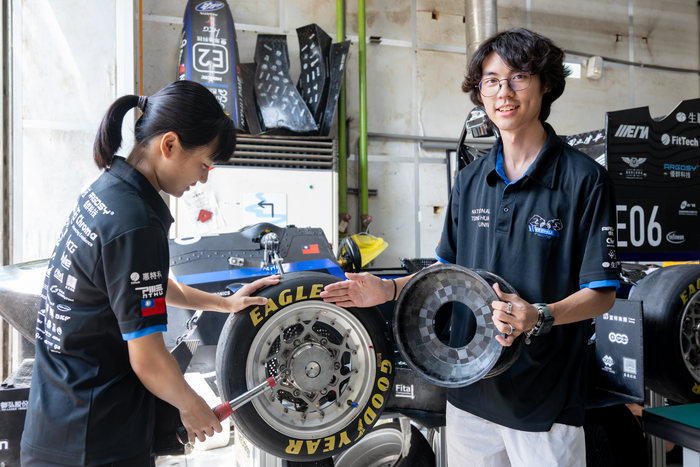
[498,189,513,232]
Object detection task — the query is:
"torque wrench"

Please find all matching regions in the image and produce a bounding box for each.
[176,370,284,445]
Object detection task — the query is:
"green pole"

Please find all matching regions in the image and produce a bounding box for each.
[358,0,369,227]
[337,0,347,217]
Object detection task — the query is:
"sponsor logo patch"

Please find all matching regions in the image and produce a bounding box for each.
[608,332,629,344]
[614,125,649,139]
[195,1,225,11]
[528,215,562,239]
[621,157,646,168]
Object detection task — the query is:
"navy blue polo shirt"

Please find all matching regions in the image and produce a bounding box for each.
[435,123,619,431]
[22,157,174,465]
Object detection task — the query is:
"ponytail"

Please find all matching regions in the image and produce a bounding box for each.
[92,95,140,169]
[92,81,236,171]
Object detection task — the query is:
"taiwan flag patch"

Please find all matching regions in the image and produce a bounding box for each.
[302,244,320,255]
[141,297,166,317]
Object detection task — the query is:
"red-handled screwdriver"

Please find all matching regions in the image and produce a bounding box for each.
[176,371,284,445]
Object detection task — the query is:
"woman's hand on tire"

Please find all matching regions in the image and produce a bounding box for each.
[180,392,223,444]
[320,272,392,308]
[223,275,281,313]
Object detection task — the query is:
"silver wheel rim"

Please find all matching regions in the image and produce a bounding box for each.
[333,425,403,467]
[680,292,700,383]
[246,301,376,439]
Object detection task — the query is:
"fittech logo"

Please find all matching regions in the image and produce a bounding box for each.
[661,134,699,147]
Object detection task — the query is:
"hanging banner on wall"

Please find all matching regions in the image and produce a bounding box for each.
[178,0,245,130]
[606,98,700,261]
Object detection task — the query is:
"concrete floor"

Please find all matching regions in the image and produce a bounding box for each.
[155,427,287,467]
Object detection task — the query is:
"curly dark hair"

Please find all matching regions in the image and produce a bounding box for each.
[462,28,570,123]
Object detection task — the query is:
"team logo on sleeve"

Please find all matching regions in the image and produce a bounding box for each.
[141,297,166,317]
[528,215,562,239]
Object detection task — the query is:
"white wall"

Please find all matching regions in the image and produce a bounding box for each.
[16,0,700,267]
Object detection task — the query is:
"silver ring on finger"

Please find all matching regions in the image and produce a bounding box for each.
[506,302,513,314]
[507,323,515,335]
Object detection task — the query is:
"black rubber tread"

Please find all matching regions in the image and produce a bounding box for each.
[583,405,647,467]
[631,264,700,404]
[216,271,395,461]
[283,459,334,467]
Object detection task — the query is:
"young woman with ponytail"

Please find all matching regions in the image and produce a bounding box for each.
[20,80,280,467]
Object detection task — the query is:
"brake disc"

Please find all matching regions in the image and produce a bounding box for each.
[392,264,520,388]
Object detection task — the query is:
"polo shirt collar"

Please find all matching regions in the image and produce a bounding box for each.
[486,122,562,189]
[107,156,174,225]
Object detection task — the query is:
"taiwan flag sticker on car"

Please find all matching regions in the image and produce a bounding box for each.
[141,297,166,316]
[302,244,320,255]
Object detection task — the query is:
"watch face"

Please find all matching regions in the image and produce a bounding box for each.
[539,318,554,335]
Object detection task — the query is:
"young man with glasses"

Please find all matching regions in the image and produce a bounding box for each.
[321,28,619,466]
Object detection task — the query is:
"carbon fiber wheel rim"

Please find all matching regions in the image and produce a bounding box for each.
[392,264,506,387]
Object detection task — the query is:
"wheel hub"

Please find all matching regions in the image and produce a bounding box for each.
[681,298,700,382]
[289,343,334,392]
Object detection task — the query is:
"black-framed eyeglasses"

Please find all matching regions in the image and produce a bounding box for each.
[477,72,532,97]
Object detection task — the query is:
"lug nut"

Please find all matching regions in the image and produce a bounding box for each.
[334,362,341,370]
[320,339,328,345]
[320,388,327,395]
[294,339,301,346]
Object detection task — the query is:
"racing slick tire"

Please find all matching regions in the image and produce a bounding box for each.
[216,272,395,462]
[282,459,334,467]
[629,264,700,404]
